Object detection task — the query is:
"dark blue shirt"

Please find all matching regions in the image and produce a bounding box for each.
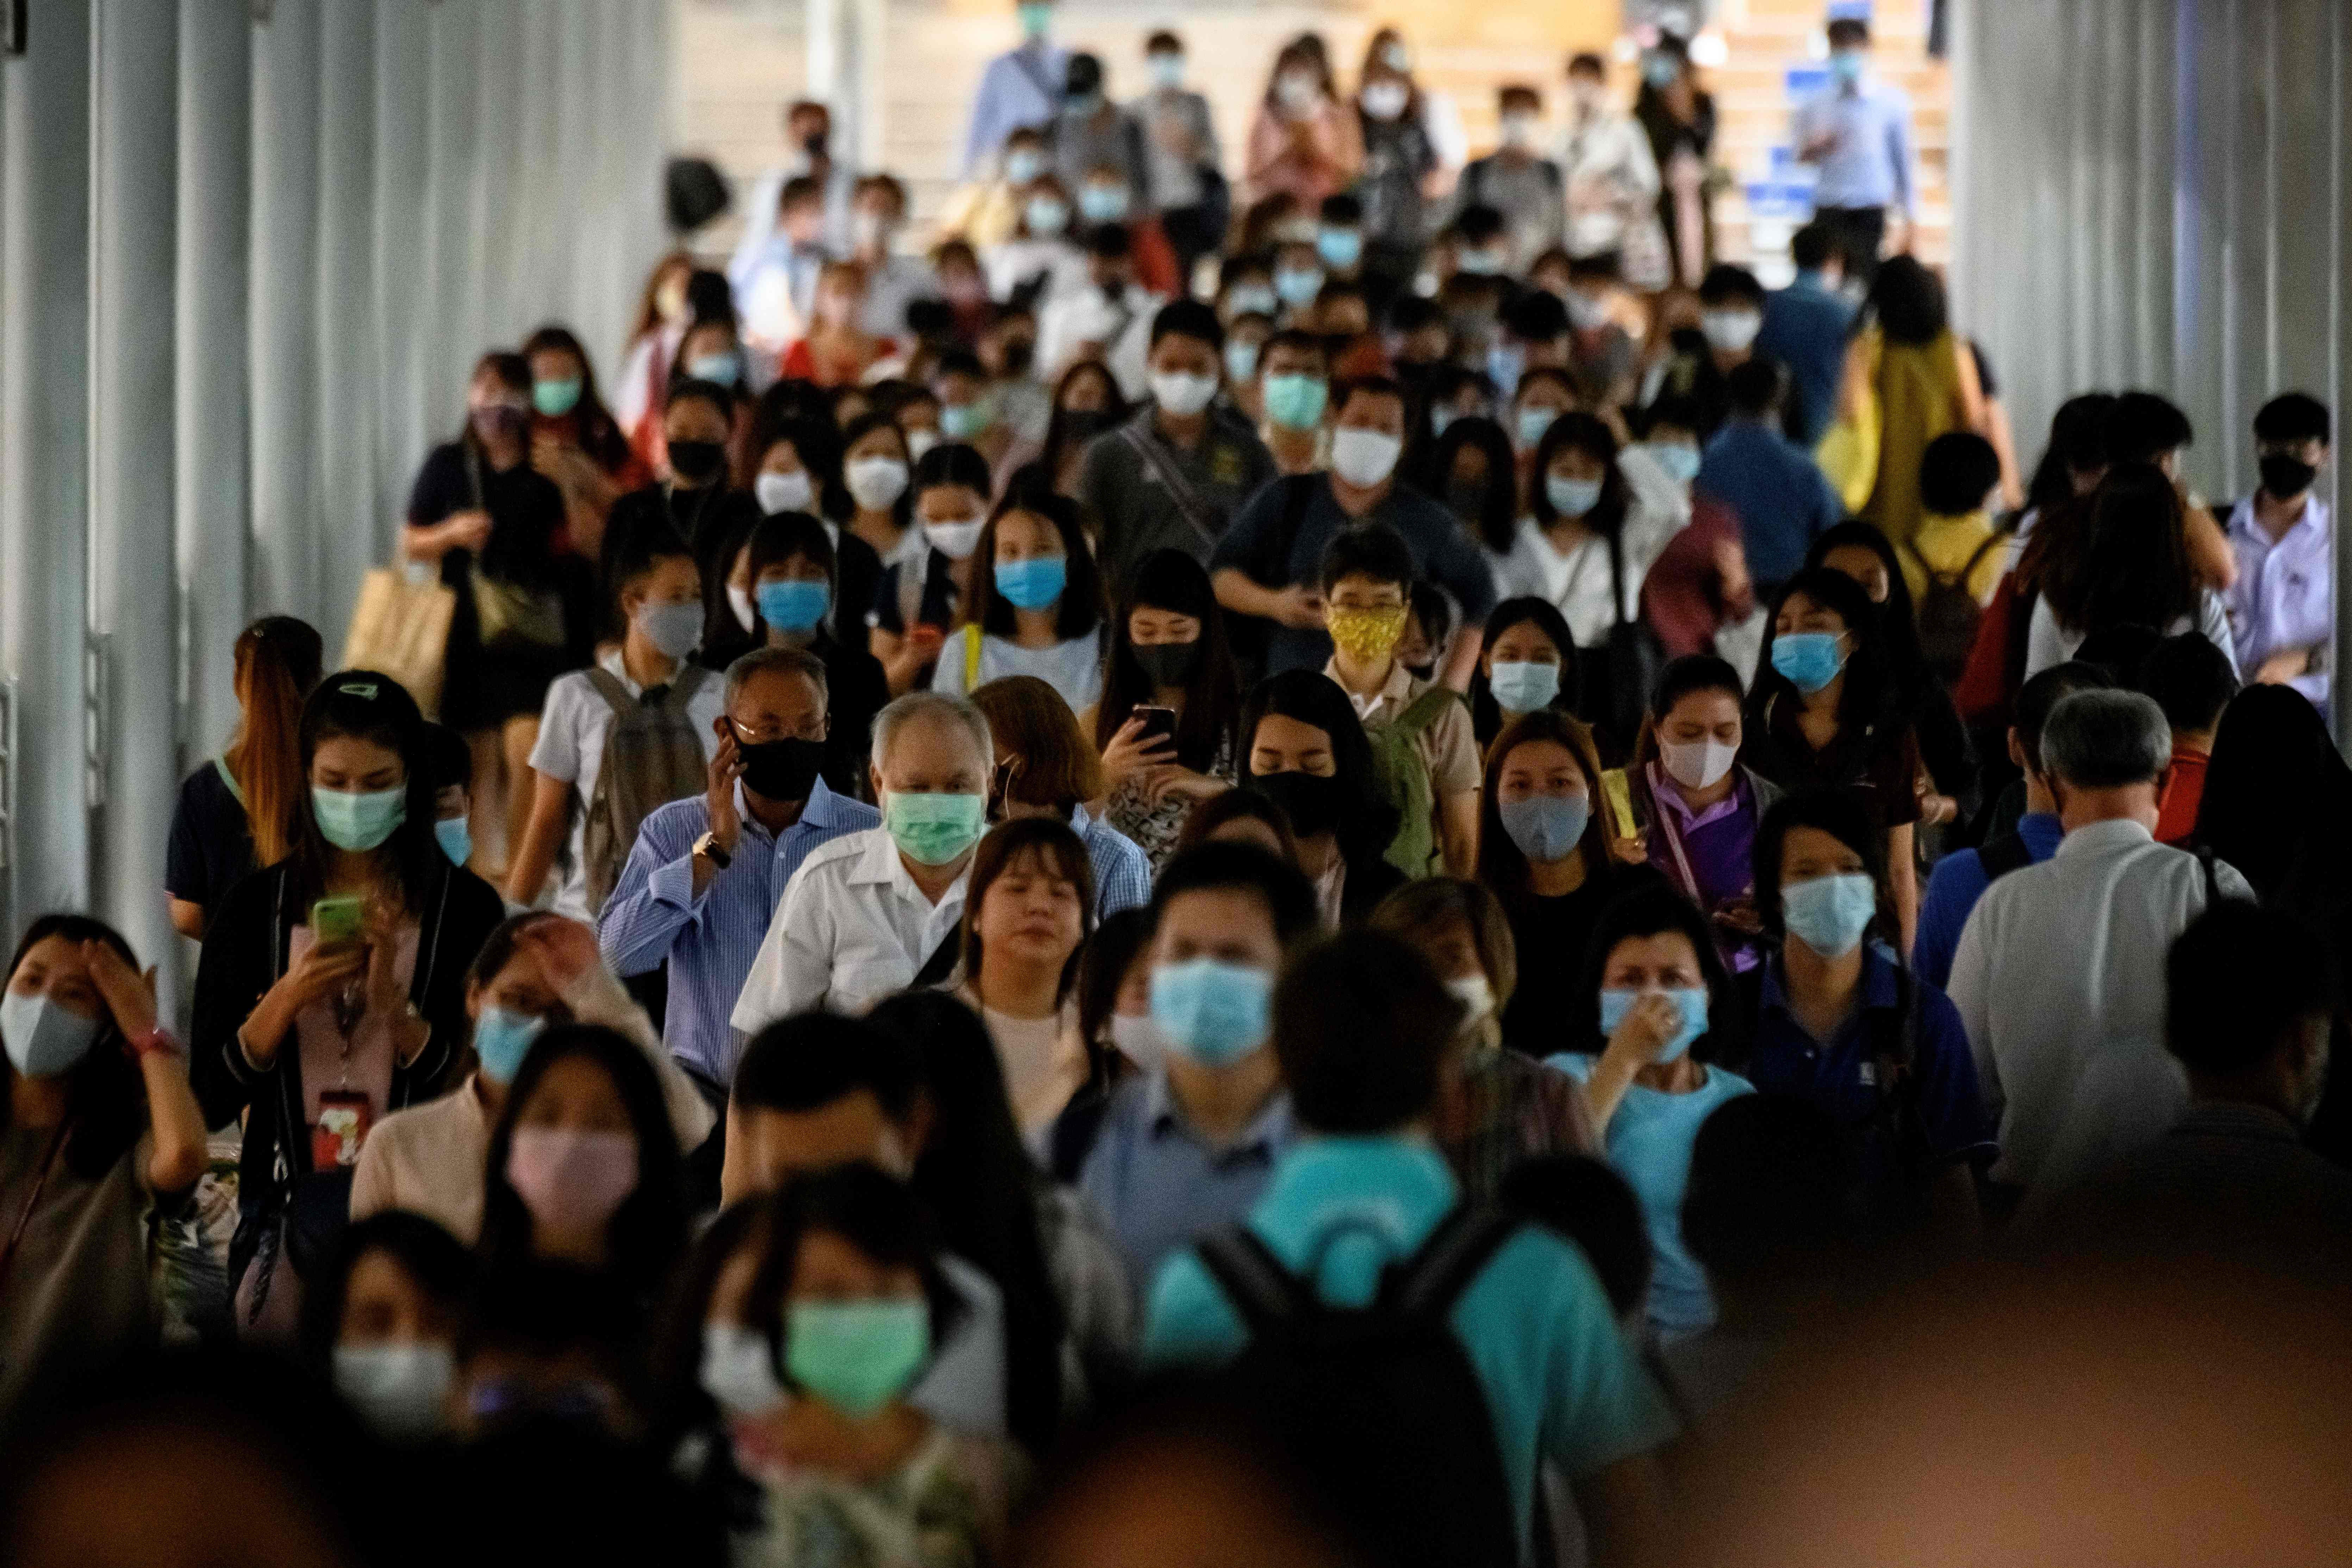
[1911,811,2065,991]
[1210,474,1498,674]
[1694,418,1845,588]
[1744,946,1996,1203]
[1755,272,1857,446]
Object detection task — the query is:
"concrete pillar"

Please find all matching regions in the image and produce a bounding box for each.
[314,0,376,655]
[0,0,94,926]
[372,0,430,533]
[250,0,322,625]
[177,0,253,793]
[422,0,481,433]
[92,0,183,993]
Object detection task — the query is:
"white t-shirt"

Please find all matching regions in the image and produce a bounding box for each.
[930,624,1105,715]
[2022,588,2239,682]
[527,648,727,920]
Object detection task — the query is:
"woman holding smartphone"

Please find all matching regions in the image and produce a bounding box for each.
[1092,550,1244,870]
[191,672,503,1335]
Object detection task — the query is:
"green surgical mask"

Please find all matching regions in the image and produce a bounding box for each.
[785,1298,931,1419]
[883,791,987,867]
[313,785,408,852]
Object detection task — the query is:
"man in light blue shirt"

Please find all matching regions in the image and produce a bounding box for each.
[1754,219,1857,446]
[1791,16,1915,284]
[962,0,1069,179]
[2223,392,2335,712]
[1144,927,1673,1565]
[597,647,878,1101]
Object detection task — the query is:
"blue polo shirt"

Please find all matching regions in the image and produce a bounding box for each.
[1077,1065,1294,1293]
[1693,418,1845,587]
[1549,1055,1755,1334]
[1143,1135,1676,1555]
[1755,271,1857,447]
[1744,947,1996,1202]
[1911,811,2065,991]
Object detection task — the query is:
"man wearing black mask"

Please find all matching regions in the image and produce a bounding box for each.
[2222,391,2334,710]
[603,379,761,616]
[597,646,880,1107]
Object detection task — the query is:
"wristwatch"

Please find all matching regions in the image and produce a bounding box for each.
[693,831,732,871]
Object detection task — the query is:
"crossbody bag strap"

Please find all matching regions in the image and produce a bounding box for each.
[1643,760,1704,901]
[1118,423,1223,551]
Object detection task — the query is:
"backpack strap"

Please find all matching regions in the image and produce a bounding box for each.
[1390,683,1462,743]
[962,623,984,690]
[1975,829,2032,881]
[1118,421,1223,552]
[582,666,637,716]
[1388,1205,1520,1323]
[1193,1225,1317,1332]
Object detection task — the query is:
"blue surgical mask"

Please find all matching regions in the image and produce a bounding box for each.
[1643,54,1678,88]
[757,578,832,634]
[1498,792,1590,863]
[1546,474,1603,517]
[1226,284,1278,320]
[1649,442,1702,487]
[940,401,990,440]
[1457,249,1504,276]
[1598,987,1711,1061]
[1024,195,1070,236]
[1487,659,1561,714]
[1148,53,1184,89]
[1828,50,1864,87]
[472,1004,547,1086]
[1770,630,1849,694]
[787,1298,931,1419]
[1487,344,1526,400]
[435,816,473,868]
[1017,0,1052,41]
[1149,957,1272,1067]
[1262,373,1328,431]
[993,556,1067,610]
[686,350,741,385]
[1,990,102,1079]
[1078,184,1130,223]
[1004,148,1046,185]
[1315,227,1363,270]
[1516,405,1556,450]
[1273,266,1325,308]
[313,785,408,853]
[1224,338,1262,384]
[1780,872,1877,959]
[1431,408,1459,437]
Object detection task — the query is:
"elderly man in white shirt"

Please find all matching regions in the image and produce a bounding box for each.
[732,692,993,1029]
[1947,689,2252,1191]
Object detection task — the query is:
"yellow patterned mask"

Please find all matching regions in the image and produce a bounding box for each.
[1326,604,1410,664]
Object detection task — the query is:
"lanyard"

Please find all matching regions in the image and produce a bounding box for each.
[1645,760,1706,903]
[0,1118,75,1298]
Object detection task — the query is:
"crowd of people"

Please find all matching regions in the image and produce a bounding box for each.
[5,6,2350,1566]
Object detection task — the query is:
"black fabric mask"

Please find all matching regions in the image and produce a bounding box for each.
[668,440,727,485]
[1254,769,1343,839]
[1132,639,1200,689]
[1000,337,1036,376]
[2260,452,2318,499]
[738,736,827,802]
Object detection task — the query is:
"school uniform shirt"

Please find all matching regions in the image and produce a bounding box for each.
[1791,77,1917,217]
[527,648,728,922]
[1910,810,2064,992]
[2023,588,2239,682]
[730,825,972,1030]
[1489,489,1685,649]
[1075,1067,1295,1296]
[982,235,1090,307]
[1635,763,1774,972]
[1742,947,1996,1205]
[1945,817,2252,1187]
[929,623,1106,717]
[1036,282,1163,400]
[1551,1055,1755,1333]
[1324,658,1482,802]
[2222,492,2333,710]
[1143,1135,1677,1553]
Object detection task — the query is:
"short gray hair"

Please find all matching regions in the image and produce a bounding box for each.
[2040,688,2171,789]
[724,645,829,708]
[871,690,992,770]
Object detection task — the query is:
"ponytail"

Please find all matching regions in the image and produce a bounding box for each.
[226,616,325,867]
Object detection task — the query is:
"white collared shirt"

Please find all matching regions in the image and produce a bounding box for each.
[1946,817,2252,1187]
[2223,491,2333,709]
[730,825,971,1031]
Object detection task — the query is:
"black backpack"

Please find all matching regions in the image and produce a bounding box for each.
[1906,532,2006,687]
[1194,1207,1523,1568]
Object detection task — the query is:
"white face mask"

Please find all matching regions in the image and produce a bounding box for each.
[1108,1011,1168,1071]
[1700,309,1762,353]
[1330,426,1403,488]
[1500,112,1538,148]
[700,1322,787,1419]
[755,469,813,516]
[333,1343,456,1443]
[1660,737,1740,793]
[1361,81,1410,121]
[727,584,757,633]
[844,454,910,511]
[1150,369,1219,417]
[1447,973,1496,1025]
[924,516,986,559]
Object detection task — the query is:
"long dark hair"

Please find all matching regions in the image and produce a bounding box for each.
[1748,568,1899,739]
[477,1024,686,1298]
[456,350,532,455]
[2065,463,2199,638]
[1475,708,1615,902]
[227,616,326,869]
[2196,685,2352,900]
[2024,392,2116,516]
[959,817,1096,1001]
[971,486,1105,642]
[1529,412,1636,631]
[1468,596,1581,744]
[1240,669,1398,871]
[864,991,1065,1453]
[1802,520,1932,706]
[839,410,916,530]
[1751,786,1891,950]
[0,916,146,1179]
[751,407,847,523]
[522,324,632,473]
[743,511,843,652]
[285,671,446,915]
[298,1210,473,1371]
[1094,549,1242,775]
[1572,882,1741,1064]
[1041,361,1130,485]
